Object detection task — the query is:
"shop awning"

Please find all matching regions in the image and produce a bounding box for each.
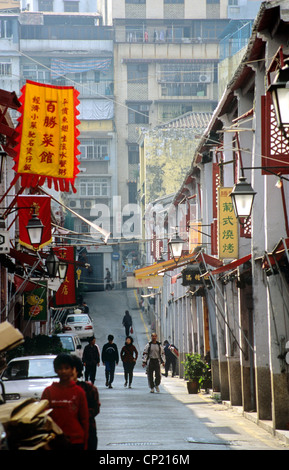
[134,252,198,279]
[134,251,223,280]
[210,254,251,275]
[262,238,289,269]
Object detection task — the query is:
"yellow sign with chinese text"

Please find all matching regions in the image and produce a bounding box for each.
[13,80,80,192]
[218,187,238,259]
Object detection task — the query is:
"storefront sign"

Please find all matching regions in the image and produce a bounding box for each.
[218,187,238,259]
[12,80,80,192]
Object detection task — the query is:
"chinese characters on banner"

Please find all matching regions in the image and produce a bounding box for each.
[17,194,52,250]
[12,80,80,192]
[218,187,238,260]
[53,246,77,307]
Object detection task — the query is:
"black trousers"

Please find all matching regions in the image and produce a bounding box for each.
[85,364,97,383]
[124,324,131,336]
[123,362,135,385]
[147,358,161,388]
[165,357,176,376]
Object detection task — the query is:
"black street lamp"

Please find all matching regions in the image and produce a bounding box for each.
[58,258,68,280]
[168,228,184,262]
[267,61,289,129]
[230,176,256,225]
[25,209,44,249]
[46,248,60,279]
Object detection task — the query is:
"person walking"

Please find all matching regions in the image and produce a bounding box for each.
[122,310,133,337]
[120,336,138,388]
[142,332,165,393]
[71,355,101,450]
[82,336,100,384]
[163,340,178,377]
[41,353,89,450]
[101,334,119,388]
[105,268,112,290]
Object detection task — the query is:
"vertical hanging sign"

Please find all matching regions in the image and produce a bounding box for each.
[53,246,77,307]
[12,80,80,192]
[218,187,238,260]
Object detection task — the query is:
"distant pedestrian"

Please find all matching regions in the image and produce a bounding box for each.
[105,268,112,290]
[122,310,133,336]
[101,334,119,388]
[120,336,138,388]
[71,355,101,450]
[82,336,100,384]
[41,353,89,450]
[163,340,178,377]
[142,333,165,393]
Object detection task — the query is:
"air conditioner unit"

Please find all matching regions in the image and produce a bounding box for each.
[84,200,93,209]
[198,74,211,83]
[69,199,81,209]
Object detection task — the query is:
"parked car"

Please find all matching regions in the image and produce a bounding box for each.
[0,355,58,402]
[62,314,94,340]
[57,333,83,359]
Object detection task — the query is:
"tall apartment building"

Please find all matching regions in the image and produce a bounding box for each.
[0,7,117,290]
[98,0,231,209]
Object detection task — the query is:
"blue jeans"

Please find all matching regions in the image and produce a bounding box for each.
[105,361,116,384]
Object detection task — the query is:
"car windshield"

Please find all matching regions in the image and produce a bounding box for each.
[2,358,57,380]
[59,336,74,351]
[67,315,89,324]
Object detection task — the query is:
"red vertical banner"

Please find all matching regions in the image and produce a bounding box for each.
[17,195,52,250]
[53,246,77,307]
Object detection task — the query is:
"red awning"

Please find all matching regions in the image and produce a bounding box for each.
[210,254,251,275]
[262,238,289,269]
[9,248,45,272]
[197,252,223,268]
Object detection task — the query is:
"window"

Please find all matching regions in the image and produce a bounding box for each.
[164,0,184,3]
[126,0,146,3]
[38,0,54,11]
[127,64,148,84]
[0,60,11,76]
[79,139,109,160]
[128,104,149,124]
[128,182,138,204]
[76,178,110,197]
[0,19,12,38]
[128,144,139,164]
[22,65,50,83]
[64,1,79,12]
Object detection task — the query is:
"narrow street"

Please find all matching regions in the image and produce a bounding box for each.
[84,288,288,453]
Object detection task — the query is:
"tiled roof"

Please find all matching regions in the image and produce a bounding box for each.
[159,111,213,131]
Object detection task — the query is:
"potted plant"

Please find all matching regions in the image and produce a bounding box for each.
[182,353,208,394]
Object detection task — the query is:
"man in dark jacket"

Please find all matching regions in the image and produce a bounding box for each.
[101,334,119,388]
[82,336,100,384]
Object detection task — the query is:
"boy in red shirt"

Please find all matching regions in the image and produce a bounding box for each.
[42,353,89,450]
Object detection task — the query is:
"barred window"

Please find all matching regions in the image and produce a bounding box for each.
[0,60,11,76]
[77,178,110,197]
[79,139,109,160]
